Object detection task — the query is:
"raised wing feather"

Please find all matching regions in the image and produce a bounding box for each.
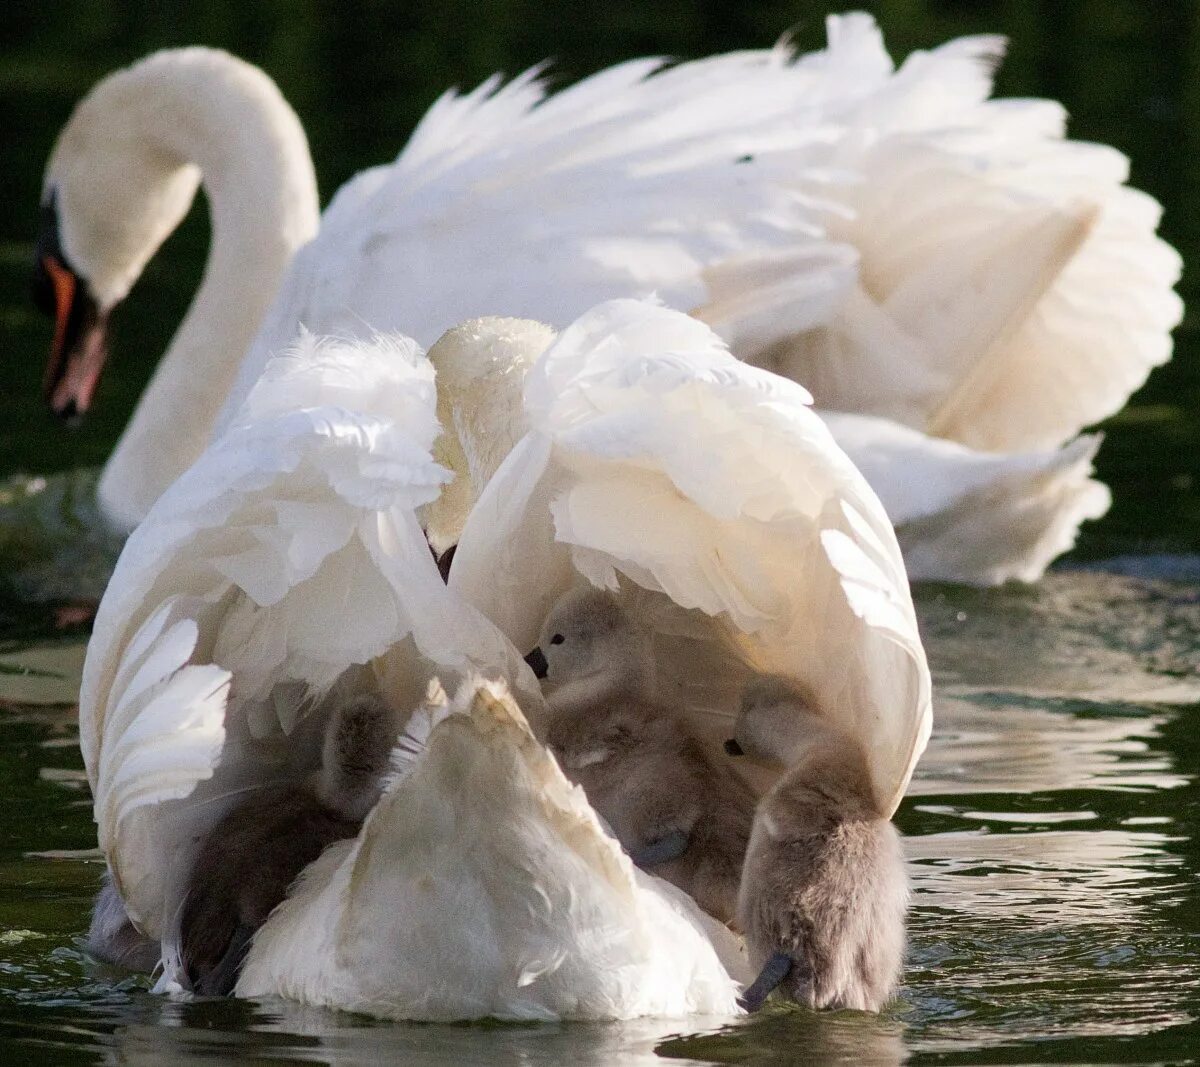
[215,39,858,430]
[825,413,1110,585]
[453,299,931,816]
[81,332,539,941]
[756,15,1182,453]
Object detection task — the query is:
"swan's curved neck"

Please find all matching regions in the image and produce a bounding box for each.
[90,52,319,530]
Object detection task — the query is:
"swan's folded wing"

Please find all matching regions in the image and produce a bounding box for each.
[81,333,533,939]
[454,299,931,816]
[824,412,1110,585]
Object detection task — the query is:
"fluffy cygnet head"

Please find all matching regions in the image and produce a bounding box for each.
[726,674,826,768]
[525,587,655,713]
[315,694,401,821]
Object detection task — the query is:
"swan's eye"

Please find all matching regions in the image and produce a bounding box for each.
[550,634,565,645]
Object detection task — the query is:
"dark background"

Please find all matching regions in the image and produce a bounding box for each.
[1,0,1195,556]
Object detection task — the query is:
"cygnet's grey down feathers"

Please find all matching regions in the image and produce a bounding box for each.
[533,586,755,924]
[85,871,162,972]
[732,676,908,1012]
[178,692,399,995]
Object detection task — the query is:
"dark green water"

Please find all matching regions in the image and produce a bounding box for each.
[1,2,1199,1064]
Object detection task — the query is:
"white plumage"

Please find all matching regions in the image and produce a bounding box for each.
[445,300,931,816]
[82,300,930,1019]
[45,17,1180,582]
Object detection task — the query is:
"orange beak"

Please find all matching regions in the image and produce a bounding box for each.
[36,254,109,421]
[41,255,77,398]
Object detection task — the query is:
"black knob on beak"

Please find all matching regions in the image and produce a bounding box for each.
[724,738,744,756]
[524,647,548,679]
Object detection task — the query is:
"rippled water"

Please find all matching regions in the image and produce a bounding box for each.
[1,531,1197,1065]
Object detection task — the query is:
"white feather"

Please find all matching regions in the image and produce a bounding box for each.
[451,299,932,817]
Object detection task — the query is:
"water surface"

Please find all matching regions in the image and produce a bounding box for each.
[1,564,1197,1065]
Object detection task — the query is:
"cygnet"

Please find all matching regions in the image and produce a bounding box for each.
[178,692,400,995]
[726,675,908,1012]
[526,586,755,924]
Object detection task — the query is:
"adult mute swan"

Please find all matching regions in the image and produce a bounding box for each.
[83,299,931,1019]
[39,16,1175,582]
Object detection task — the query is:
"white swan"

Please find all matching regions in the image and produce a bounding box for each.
[36,17,1180,583]
[82,299,930,1020]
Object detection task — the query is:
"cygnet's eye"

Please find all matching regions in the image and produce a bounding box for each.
[549,634,565,645]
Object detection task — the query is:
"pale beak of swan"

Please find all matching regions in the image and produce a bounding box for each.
[723,738,744,756]
[524,647,548,679]
[32,197,109,423]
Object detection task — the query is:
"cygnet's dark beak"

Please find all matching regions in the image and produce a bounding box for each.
[524,647,548,679]
[724,738,744,757]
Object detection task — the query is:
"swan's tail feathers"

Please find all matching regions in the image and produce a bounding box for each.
[389,677,454,780]
[825,411,1108,585]
[894,435,1110,587]
[238,669,740,1020]
[739,952,794,1013]
[454,297,931,820]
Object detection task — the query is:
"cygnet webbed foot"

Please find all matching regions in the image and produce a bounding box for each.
[738,951,794,1012]
[630,829,690,868]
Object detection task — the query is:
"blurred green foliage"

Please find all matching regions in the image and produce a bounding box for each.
[0,0,1195,553]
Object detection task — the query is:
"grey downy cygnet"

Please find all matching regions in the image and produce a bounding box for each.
[525,586,755,924]
[178,692,400,996]
[725,675,908,1013]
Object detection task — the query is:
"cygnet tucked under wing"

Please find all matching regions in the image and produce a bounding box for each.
[530,586,755,923]
[178,694,399,995]
[451,298,932,821]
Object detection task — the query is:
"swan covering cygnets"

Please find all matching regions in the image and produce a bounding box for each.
[81,298,930,1020]
[531,587,757,923]
[37,17,1180,585]
[728,677,907,1012]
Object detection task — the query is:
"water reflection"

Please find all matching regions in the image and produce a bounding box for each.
[914,692,1187,795]
[918,566,1200,704]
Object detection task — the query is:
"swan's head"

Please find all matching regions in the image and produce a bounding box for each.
[422,316,557,555]
[725,674,824,768]
[36,52,211,419]
[525,587,655,714]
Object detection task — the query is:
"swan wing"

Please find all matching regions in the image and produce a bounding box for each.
[81,332,536,940]
[452,299,931,817]
[215,44,862,431]
[237,677,741,1020]
[824,412,1110,586]
[752,14,1181,453]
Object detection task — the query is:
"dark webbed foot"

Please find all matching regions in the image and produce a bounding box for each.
[738,951,793,1012]
[630,829,690,868]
